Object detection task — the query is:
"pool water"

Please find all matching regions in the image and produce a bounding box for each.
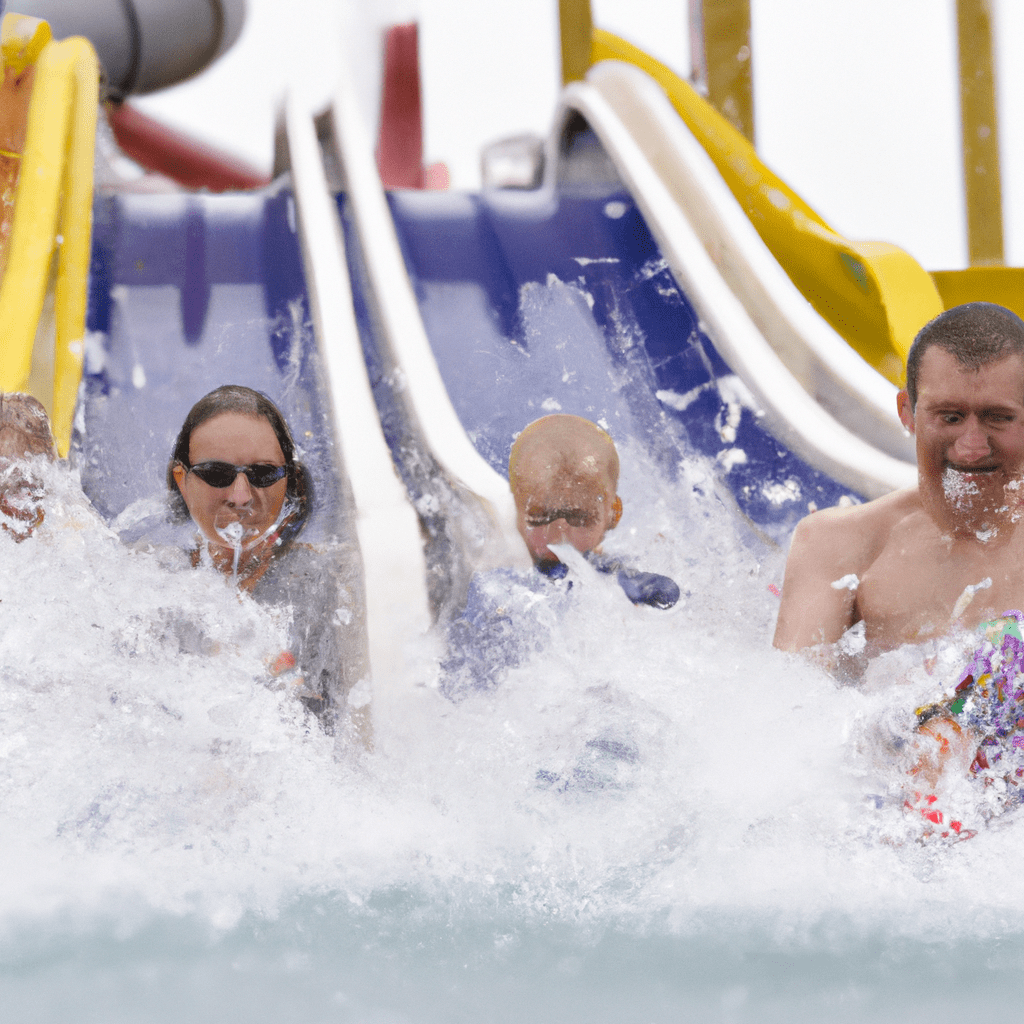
[2,448,1024,1022]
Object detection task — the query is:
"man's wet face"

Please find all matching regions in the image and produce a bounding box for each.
[903,347,1024,521]
[512,464,618,568]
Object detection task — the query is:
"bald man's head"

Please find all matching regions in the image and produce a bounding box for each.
[509,415,619,491]
[508,415,622,569]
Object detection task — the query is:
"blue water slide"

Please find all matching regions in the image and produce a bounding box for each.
[79,189,337,534]
[378,185,849,541]
[319,74,914,560]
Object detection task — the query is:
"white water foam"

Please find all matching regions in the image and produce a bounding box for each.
[2,449,1024,1015]
[942,466,981,511]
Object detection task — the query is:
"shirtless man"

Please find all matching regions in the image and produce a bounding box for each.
[774,302,1024,654]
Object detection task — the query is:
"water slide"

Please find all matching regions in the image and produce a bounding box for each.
[0,8,927,724]
[328,65,919,527]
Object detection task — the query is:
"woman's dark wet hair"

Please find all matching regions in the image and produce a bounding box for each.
[167,385,312,549]
[906,302,1024,410]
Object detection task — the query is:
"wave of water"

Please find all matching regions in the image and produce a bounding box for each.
[2,453,1023,1019]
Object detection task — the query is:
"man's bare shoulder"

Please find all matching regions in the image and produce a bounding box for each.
[790,488,921,566]
[773,488,921,650]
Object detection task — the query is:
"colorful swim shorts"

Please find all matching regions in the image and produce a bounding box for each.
[917,610,1024,790]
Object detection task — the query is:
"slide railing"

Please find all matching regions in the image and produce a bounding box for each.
[283,94,433,740]
[548,78,915,498]
[319,76,529,611]
[585,60,914,466]
[589,30,943,388]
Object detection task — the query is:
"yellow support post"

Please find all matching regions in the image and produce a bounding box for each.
[0,15,50,282]
[0,33,70,396]
[52,39,98,454]
[559,0,593,85]
[0,14,98,455]
[957,0,1003,267]
[691,0,754,144]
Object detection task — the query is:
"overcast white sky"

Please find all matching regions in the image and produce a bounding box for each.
[135,0,1024,271]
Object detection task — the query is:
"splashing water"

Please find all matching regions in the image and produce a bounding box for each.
[942,466,981,510]
[3,451,1024,1017]
[214,518,247,575]
[952,577,993,620]
[214,519,246,548]
[212,499,295,579]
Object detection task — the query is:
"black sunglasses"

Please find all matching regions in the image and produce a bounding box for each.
[186,461,288,489]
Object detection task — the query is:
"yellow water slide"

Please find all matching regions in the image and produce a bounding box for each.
[0,12,98,456]
[589,29,943,387]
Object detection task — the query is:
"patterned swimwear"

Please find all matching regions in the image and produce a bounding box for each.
[917,610,1024,805]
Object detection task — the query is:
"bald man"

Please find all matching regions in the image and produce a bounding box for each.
[509,414,622,571]
[441,415,678,701]
[507,414,678,607]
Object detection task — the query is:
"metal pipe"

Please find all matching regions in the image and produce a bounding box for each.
[11,0,245,95]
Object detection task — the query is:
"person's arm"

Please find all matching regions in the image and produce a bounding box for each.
[773,510,862,651]
[909,716,977,791]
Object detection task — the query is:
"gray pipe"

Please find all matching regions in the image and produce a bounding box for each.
[11,0,246,96]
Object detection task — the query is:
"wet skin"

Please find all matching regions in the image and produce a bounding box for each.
[513,468,621,569]
[775,348,1024,651]
[0,394,55,542]
[897,348,1024,529]
[172,412,288,575]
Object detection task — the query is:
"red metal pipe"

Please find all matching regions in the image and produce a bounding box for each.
[107,101,271,192]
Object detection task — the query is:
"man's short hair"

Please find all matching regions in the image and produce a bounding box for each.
[906,302,1024,409]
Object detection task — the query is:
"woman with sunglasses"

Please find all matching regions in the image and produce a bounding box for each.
[168,385,342,724]
[168,385,310,586]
